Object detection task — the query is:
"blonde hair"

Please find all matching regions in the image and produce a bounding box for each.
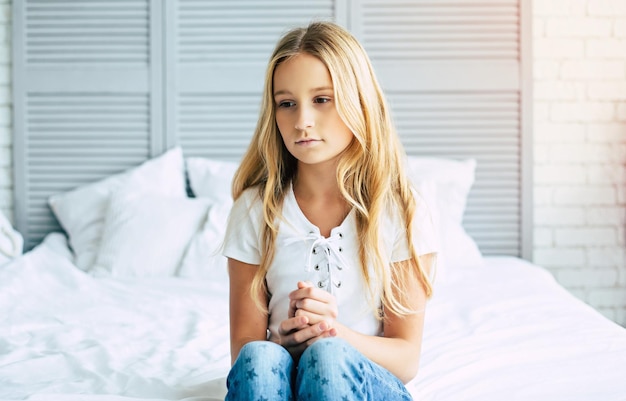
[232,21,433,318]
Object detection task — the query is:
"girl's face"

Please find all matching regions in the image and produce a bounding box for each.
[273,53,354,168]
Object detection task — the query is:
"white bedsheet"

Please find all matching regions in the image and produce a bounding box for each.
[411,257,626,400]
[0,234,230,401]
[1,234,625,401]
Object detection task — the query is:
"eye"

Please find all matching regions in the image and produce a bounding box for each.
[277,100,296,108]
[314,97,331,104]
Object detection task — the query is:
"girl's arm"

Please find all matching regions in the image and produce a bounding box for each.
[228,257,333,364]
[289,253,436,383]
[227,258,269,364]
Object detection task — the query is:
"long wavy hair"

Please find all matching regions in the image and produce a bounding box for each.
[232,21,433,319]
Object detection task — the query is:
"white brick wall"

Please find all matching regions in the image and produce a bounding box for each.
[534,0,626,326]
[0,0,11,224]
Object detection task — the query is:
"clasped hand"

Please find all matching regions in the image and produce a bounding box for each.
[277,281,338,359]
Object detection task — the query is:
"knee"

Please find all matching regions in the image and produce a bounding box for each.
[227,341,294,400]
[236,341,291,368]
[229,342,293,385]
[296,339,362,398]
[300,338,349,363]
[298,338,356,374]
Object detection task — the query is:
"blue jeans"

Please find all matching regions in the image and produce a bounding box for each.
[225,338,413,401]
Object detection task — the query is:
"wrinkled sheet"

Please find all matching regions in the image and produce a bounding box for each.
[1,234,626,401]
[410,257,626,400]
[0,234,230,401]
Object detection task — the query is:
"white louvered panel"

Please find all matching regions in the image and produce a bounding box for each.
[27,93,150,174]
[178,93,259,160]
[360,0,518,60]
[25,0,149,65]
[24,93,150,248]
[388,91,520,256]
[390,92,519,152]
[177,0,334,63]
[25,202,60,249]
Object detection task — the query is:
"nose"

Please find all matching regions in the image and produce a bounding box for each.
[295,105,314,131]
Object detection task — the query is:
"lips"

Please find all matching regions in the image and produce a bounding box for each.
[295,139,321,145]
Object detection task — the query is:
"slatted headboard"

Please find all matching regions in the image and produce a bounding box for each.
[12,0,532,258]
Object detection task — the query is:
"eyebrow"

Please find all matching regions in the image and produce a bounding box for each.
[273,86,334,97]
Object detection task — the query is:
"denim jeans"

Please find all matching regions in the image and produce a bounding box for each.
[225,338,413,401]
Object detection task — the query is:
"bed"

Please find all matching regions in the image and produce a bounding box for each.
[6,2,626,397]
[2,148,626,401]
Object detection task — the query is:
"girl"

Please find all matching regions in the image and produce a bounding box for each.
[222,21,438,401]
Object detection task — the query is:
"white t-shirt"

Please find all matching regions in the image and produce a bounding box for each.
[222,184,439,341]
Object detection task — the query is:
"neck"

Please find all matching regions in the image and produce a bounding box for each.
[293,162,341,201]
[292,161,351,237]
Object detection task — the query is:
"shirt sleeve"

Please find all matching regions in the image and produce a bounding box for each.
[222,188,263,265]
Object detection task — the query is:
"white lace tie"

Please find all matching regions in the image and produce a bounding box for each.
[280,231,348,294]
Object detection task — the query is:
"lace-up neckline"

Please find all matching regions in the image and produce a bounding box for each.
[279,185,354,294]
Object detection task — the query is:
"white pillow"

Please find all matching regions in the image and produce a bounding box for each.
[406,157,483,272]
[179,157,244,285]
[180,157,239,281]
[406,157,476,225]
[178,200,232,282]
[93,190,211,278]
[442,215,483,269]
[186,157,238,205]
[48,147,186,271]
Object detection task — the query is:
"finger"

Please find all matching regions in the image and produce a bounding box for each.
[306,327,338,347]
[288,299,298,318]
[278,316,309,336]
[291,321,331,345]
[289,281,313,318]
[294,297,334,315]
[297,281,313,289]
[289,286,335,304]
[293,296,339,322]
[294,308,328,325]
[289,281,313,302]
